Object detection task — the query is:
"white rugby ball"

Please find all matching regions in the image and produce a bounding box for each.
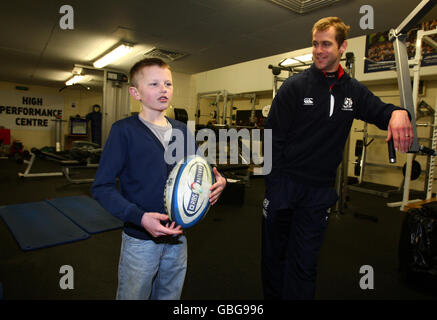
[164,155,214,228]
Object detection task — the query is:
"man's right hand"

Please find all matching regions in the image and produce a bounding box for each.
[141,212,183,238]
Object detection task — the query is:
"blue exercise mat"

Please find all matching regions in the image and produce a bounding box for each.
[46,195,123,234]
[0,201,90,251]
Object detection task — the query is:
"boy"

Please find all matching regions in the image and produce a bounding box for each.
[92,58,226,300]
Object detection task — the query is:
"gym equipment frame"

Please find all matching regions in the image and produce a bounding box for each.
[195,90,259,128]
[349,129,429,199]
[195,90,228,126]
[386,0,437,210]
[18,145,99,184]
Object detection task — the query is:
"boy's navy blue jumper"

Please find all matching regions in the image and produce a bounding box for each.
[262,64,406,299]
[92,115,194,241]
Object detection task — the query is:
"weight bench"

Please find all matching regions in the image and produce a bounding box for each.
[18,142,101,184]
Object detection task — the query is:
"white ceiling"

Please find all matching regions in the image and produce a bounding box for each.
[1,0,436,90]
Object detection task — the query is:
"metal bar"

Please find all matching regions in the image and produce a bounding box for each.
[363,57,416,66]
[229,97,234,125]
[423,35,437,50]
[402,153,415,210]
[359,123,368,184]
[394,0,437,35]
[414,30,426,193]
[18,153,63,178]
[421,28,437,37]
[273,76,278,98]
[62,167,95,184]
[214,93,220,124]
[387,199,423,208]
[391,32,420,152]
[195,94,201,125]
[198,90,223,97]
[417,123,437,127]
[426,95,437,198]
[250,93,257,125]
[364,162,404,170]
[222,90,228,125]
[227,93,259,99]
[273,76,287,98]
[413,31,426,115]
[367,134,431,142]
[102,69,108,146]
[347,184,398,199]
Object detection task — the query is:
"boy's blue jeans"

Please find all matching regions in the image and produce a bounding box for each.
[116,231,187,300]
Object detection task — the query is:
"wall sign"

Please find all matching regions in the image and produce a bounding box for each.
[0,91,64,130]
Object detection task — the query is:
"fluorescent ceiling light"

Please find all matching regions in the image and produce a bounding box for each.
[279,54,313,66]
[65,75,84,86]
[267,0,341,14]
[72,66,83,75]
[93,43,133,68]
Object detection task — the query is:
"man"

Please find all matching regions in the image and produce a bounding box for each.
[262,17,413,300]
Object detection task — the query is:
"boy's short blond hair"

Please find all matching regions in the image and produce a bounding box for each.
[312,17,350,47]
[129,58,170,87]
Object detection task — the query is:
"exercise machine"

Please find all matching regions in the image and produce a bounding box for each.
[195,90,228,126]
[18,141,101,184]
[349,0,437,207]
[385,0,437,210]
[349,128,428,199]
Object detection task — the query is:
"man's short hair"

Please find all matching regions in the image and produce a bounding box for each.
[312,17,350,47]
[129,58,170,87]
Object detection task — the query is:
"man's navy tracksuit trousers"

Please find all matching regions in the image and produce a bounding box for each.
[261,175,338,300]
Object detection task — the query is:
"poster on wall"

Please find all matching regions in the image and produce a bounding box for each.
[0,91,64,130]
[364,19,437,73]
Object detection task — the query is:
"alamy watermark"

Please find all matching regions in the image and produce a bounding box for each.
[359,265,374,290]
[164,121,272,175]
[59,265,74,290]
[59,5,74,30]
[359,5,374,30]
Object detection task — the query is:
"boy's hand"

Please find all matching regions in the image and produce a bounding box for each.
[209,167,226,206]
[141,212,183,237]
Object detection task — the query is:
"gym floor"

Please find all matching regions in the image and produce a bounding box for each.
[0,157,436,301]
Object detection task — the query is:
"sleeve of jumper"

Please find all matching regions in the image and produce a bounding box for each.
[91,124,144,227]
[354,81,407,130]
[265,81,295,178]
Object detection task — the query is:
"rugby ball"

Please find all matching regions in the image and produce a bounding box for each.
[164,155,214,228]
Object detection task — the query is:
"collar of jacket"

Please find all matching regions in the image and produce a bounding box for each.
[166,116,187,130]
[132,115,188,151]
[309,63,349,84]
[134,115,186,130]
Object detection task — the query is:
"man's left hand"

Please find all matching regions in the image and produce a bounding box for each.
[386,109,413,153]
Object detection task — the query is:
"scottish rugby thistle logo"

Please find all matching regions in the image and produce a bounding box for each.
[342,97,353,111]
